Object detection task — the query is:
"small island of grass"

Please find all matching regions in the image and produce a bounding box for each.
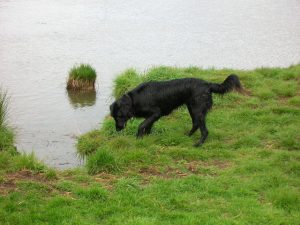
[66,64,97,91]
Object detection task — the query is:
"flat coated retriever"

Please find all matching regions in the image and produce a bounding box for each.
[110,75,242,146]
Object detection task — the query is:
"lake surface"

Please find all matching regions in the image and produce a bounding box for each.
[0,0,299,168]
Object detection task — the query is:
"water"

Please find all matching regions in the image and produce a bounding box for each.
[0,0,299,168]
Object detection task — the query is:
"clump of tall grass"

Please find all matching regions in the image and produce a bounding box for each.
[0,88,9,127]
[66,64,97,91]
[0,88,14,152]
[113,68,141,99]
[87,148,119,174]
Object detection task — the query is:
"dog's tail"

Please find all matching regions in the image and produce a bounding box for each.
[209,74,242,94]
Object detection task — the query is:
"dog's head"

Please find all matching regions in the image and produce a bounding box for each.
[110,94,133,131]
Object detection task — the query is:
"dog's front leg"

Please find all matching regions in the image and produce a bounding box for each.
[137,113,161,138]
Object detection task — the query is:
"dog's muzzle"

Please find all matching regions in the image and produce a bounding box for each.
[116,123,126,131]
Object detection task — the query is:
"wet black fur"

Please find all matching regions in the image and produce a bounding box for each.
[110,74,242,146]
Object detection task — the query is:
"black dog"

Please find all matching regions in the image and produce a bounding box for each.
[110,75,242,146]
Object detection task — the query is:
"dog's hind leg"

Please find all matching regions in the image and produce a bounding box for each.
[194,112,208,147]
[187,103,209,147]
[187,105,199,136]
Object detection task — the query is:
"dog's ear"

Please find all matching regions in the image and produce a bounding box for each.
[110,102,116,115]
[122,95,134,118]
[122,94,132,106]
[128,110,134,118]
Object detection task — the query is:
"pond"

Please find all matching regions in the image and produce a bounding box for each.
[0,0,299,168]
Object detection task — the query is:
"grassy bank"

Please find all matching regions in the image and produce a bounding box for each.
[1,65,300,224]
[0,89,55,184]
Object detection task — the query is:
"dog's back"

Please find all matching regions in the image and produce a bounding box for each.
[129,78,210,116]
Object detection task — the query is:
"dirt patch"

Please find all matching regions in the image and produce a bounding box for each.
[184,160,232,172]
[0,170,47,195]
[0,179,15,194]
[94,172,118,190]
[139,167,161,176]
[139,166,188,180]
[277,96,290,104]
[264,141,275,149]
[210,160,232,169]
[138,160,232,184]
[0,170,117,195]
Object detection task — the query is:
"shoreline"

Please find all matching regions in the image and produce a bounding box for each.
[1,64,299,224]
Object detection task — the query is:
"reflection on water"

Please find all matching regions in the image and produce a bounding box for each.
[67,90,96,109]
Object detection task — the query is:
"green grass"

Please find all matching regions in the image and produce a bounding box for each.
[0,89,55,186]
[0,88,14,152]
[0,88,9,127]
[1,65,300,224]
[68,64,97,81]
[67,64,97,90]
[86,148,120,174]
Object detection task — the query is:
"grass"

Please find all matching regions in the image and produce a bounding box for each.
[0,88,54,174]
[0,88,14,152]
[86,148,119,174]
[0,88,9,127]
[66,64,97,90]
[1,65,300,224]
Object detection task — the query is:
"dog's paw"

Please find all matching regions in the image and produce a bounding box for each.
[193,142,202,147]
[136,133,145,138]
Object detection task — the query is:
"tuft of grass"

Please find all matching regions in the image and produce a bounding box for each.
[44,168,57,180]
[267,187,300,212]
[0,88,9,127]
[76,130,105,159]
[0,89,14,152]
[11,152,45,172]
[113,68,141,99]
[87,148,119,174]
[68,64,97,81]
[0,127,14,152]
[288,96,300,107]
[67,64,97,90]
[75,185,108,201]
[271,81,297,97]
